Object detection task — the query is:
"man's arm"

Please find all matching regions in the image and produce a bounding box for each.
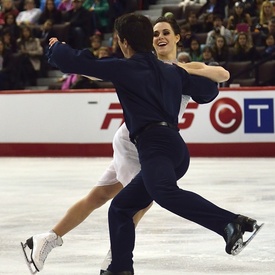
[175,62,230,83]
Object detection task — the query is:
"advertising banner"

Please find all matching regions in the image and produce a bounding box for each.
[0,88,274,157]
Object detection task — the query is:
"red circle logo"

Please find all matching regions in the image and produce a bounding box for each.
[210,98,242,133]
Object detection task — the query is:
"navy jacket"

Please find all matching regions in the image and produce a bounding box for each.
[47,42,218,139]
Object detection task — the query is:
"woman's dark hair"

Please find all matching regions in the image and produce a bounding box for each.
[154,16,181,36]
[19,25,33,41]
[202,45,214,54]
[114,13,153,53]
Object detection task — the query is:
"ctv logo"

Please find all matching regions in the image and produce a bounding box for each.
[210,98,274,134]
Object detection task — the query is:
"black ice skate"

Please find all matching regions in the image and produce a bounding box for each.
[21,231,63,274]
[224,215,264,256]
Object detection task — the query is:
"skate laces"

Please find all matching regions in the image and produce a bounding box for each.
[39,233,61,263]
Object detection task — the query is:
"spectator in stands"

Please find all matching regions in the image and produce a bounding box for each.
[0,0,19,25]
[39,0,61,10]
[262,33,275,59]
[17,25,43,84]
[189,37,203,61]
[227,2,252,34]
[83,0,110,34]
[259,0,274,29]
[206,14,233,47]
[236,0,256,17]
[197,0,226,20]
[2,12,21,43]
[0,37,13,90]
[15,0,40,11]
[183,11,203,33]
[1,27,18,52]
[177,51,191,63]
[261,16,275,36]
[63,0,91,49]
[253,0,264,18]
[88,33,102,57]
[201,11,214,32]
[211,34,230,63]
[258,16,275,45]
[33,19,56,49]
[16,0,42,26]
[231,31,260,62]
[98,45,110,58]
[57,0,73,11]
[38,0,63,24]
[178,23,196,52]
[179,0,207,13]
[201,45,215,64]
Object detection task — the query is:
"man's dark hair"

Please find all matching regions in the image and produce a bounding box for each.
[114,13,153,53]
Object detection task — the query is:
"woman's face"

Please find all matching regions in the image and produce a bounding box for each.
[263,3,273,15]
[235,6,244,16]
[5,14,14,25]
[22,28,31,38]
[266,35,275,46]
[46,0,55,10]
[238,34,247,45]
[153,22,180,58]
[190,39,199,50]
[91,38,101,50]
[3,0,13,9]
[216,37,225,48]
[3,33,11,43]
[202,49,212,60]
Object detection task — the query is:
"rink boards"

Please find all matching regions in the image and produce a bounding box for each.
[0,87,274,157]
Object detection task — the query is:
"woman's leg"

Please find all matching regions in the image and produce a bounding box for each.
[53,183,123,237]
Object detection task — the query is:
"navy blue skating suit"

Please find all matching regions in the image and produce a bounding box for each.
[48,43,237,273]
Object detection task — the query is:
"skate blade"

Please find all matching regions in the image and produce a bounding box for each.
[20,242,38,274]
[231,223,264,256]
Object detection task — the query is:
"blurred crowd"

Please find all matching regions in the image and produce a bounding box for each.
[0,0,275,90]
[175,0,275,65]
[0,0,156,89]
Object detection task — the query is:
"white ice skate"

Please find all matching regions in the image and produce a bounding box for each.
[21,231,63,274]
[100,249,112,274]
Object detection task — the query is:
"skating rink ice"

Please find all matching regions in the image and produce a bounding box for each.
[0,157,274,275]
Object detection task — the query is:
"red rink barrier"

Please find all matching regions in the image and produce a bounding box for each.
[1,87,275,157]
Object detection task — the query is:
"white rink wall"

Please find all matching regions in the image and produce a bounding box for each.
[0,87,275,156]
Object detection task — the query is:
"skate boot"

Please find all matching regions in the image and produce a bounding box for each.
[101,271,133,275]
[100,249,112,275]
[21,230,63,274]
[224,215,264,256]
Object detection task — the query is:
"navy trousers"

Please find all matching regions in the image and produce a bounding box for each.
[108,126,237,272]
